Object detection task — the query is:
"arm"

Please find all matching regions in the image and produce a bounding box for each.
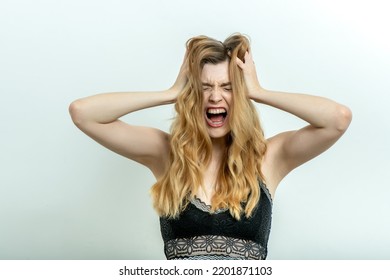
[69,53,188,179]
[236,52,352,182]
[69,91,175,178]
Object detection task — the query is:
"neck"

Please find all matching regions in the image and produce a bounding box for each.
[210,136,227,163]
[200,137,227,198]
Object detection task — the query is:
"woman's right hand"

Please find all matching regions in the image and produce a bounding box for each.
[168,50,189,100]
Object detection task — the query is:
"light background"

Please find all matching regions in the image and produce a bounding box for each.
[1,0,389,259]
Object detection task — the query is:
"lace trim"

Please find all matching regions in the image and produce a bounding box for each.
[190,182,272,214]
[172,255,243,260]
[190,196,228,214]
[260,182,273,204]
[164,235,266,260]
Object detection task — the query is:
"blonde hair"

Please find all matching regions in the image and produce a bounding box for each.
[151,33,267,220]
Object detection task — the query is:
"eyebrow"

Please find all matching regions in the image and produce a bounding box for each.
[202,82,232,87]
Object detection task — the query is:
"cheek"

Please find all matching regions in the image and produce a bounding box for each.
[202,98,208,111]
[202,94,207,104]
[202,92,210,103]
[223,94,233,105]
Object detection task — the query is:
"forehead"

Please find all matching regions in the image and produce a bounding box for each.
[201,60,230,83]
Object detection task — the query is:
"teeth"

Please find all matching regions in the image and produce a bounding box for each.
[207,108,226,114]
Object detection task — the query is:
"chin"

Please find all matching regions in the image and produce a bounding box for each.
[207,127,230,140]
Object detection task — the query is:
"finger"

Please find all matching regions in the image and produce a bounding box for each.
[181,49,190,68]
[245,50,255,62]
[244,50,256,66]
[236,57,245,69]
[246,49,253,61]
[182,48,189,61]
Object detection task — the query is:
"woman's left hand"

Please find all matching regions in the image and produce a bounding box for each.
[235,51,263,100]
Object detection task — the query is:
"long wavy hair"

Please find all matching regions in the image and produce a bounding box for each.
[150,33,267,220]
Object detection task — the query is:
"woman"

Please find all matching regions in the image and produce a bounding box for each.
[69,33,352,260]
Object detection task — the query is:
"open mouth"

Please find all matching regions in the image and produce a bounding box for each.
[205,107,228,128]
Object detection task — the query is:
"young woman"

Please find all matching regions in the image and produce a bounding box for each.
[69,33,352,260]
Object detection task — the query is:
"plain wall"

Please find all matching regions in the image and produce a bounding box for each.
[1,0,389,259]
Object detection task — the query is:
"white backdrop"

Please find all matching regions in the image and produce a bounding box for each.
[1,0,389,259]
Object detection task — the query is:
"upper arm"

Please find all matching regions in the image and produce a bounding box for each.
[275,125,342,173]
[267,107,352,183]
[72,119,170,179]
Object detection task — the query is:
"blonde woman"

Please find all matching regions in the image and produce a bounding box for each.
[69,34,352,260]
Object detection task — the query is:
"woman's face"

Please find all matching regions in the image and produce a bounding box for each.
[201,60,233,139]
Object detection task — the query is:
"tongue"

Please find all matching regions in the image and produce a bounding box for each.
[209,114,224,122]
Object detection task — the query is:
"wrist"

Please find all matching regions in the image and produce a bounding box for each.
[165,87,179,103]
[248,86,266,103]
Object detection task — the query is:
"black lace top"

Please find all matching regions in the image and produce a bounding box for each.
[159,182,273,260]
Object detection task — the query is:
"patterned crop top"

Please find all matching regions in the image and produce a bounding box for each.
[159,182,273,260]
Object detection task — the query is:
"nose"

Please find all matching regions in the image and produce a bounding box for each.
[209,88,223,103]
